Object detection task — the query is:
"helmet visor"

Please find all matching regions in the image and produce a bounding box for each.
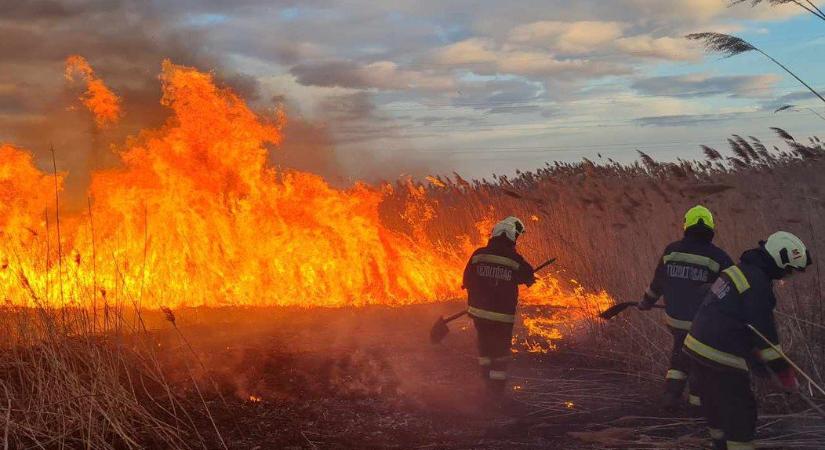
[514,220,525,237]
[782,248,813,271]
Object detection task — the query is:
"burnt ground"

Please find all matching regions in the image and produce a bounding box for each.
[147,303,815,449]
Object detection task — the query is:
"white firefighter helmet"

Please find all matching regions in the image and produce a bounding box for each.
[764,231,811,270]
[491,216,525,242]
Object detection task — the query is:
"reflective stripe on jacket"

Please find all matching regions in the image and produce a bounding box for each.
[646,234,734,329]
[468,306,515,323]
[684,249,790,373]
[463,235,535,319]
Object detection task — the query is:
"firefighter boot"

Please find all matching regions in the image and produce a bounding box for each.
[710,427,726,450]
[663,377,686,411]
[661,392,680,411]
[687,390,703,418]
[480,378,508,414]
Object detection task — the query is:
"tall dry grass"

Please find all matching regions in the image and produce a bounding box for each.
[389,128,825,382]
[0,266,219,448]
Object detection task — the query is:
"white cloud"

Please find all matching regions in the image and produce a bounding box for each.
[614,35,702,61]
[624,0,801,23]
[291,60,456,92]
[432,38,498,65]
[496,51,630,77]
[433,39,630,79]
[507,20,703,62]
[508,21,626,54]
[625,0,728,23]
[361,61,456,91]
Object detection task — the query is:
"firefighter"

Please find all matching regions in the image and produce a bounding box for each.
[462,216,535,396]
[684,231,812,450]
[638,205,734,409]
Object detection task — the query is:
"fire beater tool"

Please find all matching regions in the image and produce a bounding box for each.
[753,322,825,421]
[429,257,557,344]
[598,302,664,320]
[763,363,825,421]
[747,324,825,406]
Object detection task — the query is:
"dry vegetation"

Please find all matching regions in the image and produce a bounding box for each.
[1,127,824,448]
[396,126,825,399]
[0,304,228,449]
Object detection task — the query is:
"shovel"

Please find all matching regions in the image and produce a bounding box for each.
[430,257,557,344]
[598,302,664,320]
[430,310,469,344]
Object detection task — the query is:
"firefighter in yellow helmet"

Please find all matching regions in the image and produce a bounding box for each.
[462,216,535,397]
[685,231,812,450]
[638,205,734,409]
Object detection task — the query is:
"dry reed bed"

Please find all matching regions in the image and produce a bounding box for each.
[0,305,217,449]
[389,128,825,403]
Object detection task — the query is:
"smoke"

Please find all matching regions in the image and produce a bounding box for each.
[267,96,346,184]
[155,303,487,415]
[0,2,222,209]
[0,0,442,208]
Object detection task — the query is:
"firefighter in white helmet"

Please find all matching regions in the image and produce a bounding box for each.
[462,216,535,397]
[685,231,813,450]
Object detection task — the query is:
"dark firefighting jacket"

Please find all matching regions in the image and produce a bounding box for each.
[644,230,734,331]
[463,236,535,323]
[684,248,790,373]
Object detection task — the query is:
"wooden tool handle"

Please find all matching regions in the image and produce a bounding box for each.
[534,258,557,272]
[445,310,468,323]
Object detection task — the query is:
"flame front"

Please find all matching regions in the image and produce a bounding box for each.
[65,55,122,127]
[0,58,612,333]
[4,61,460,308]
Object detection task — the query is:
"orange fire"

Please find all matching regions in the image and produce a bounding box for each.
[4,60,462,308]
[0,57,612,340]
[65,55,122,127]
[0,144,64,304]
[519,276,613,351]
[425,176,447,188]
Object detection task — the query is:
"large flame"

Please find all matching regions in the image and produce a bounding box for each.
[0,58,612,339]
[4,61,463,308]
[65,55,122,127]
[0,145,64,305]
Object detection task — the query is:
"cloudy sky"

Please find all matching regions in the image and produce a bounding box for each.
[1,0,824,197]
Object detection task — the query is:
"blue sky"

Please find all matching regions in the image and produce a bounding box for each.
[1,0,823,184]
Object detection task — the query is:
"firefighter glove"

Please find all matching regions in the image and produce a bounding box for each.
[778,367,799,391]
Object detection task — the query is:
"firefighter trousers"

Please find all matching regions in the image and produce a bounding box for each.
[473,317,514,395]
[690,360,757,450]
[666,329,699,405]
